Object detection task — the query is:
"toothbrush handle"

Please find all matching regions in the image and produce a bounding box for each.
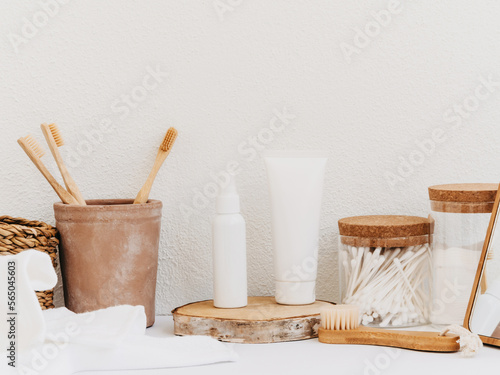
[134,150,169,204]
[41,124,86,205]
[18,141,79,205]
[58,161,87,205]
[318,327,460,352]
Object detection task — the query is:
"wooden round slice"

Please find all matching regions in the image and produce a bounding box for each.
[172,296,334,344]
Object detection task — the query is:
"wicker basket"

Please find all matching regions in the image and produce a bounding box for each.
[0,215,58,309]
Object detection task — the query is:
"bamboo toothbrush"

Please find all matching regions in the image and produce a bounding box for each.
[41,123,86,205]
[318,305,460,352]
[18,135,79,205]
[134,127,178,204]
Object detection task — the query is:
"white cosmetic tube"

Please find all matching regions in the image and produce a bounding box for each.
[263,150,328,305]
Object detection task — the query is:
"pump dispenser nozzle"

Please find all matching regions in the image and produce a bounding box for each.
[216,177,240,214]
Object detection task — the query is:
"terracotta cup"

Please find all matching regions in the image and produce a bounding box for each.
[54,199,162,327]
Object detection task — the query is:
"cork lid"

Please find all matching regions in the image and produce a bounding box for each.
[338,215,431,238]
[428,183,498,203]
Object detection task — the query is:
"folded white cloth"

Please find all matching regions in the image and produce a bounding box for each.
[1,251,237,374]
[16,306,238,374]
[0,250,58,355]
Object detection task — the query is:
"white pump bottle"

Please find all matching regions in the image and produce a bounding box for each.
[212,177,248,308]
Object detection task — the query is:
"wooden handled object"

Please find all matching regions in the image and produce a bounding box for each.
[318,326,460,352]
[134,150,170,204]
[134,127,178,204]
[18,137,79,205]
[41,123,86,205]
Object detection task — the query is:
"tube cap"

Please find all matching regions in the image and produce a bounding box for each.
[275,281,316,305]
[216,177,240,214]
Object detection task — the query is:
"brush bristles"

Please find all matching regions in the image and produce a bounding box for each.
[321,305,359,330]
[160,127,178,152]
[48,123,64,147]
[22,135,45,158]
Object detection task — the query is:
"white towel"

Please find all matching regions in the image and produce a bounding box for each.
[1,251,237,374]
[0,250,58,355]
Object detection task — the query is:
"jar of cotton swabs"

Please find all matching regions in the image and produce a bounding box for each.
[338,215,433,328]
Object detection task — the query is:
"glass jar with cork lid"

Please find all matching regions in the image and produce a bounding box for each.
[338,215,433,328]
[428,183,499,326]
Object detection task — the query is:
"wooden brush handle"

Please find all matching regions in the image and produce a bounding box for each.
[18,141,79,205]
[480,275,488,294]
[134,150,169,204]
[318,327,460,352]
[41,124,86,205]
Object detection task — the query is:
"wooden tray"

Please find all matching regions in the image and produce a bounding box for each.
[172,296,334,344]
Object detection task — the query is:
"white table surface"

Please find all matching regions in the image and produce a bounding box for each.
[80,316,499,375]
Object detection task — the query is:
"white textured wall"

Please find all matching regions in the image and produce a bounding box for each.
[2,0,500,315]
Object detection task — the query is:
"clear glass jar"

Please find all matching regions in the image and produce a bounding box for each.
[428,183,497,326]
[338,215,433,328]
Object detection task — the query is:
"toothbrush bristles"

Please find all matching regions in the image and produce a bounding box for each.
[48,123,64,147]
[321,305,359,330]
[160,127,178,152]
[22,135,45,158]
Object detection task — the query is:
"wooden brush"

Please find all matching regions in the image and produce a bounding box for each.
[18,135,79,205]
[318,305,460,352]
[41,123,86,205]
[134,127,178,204]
